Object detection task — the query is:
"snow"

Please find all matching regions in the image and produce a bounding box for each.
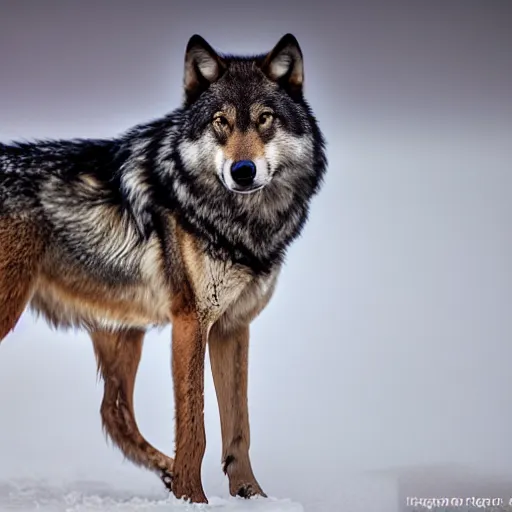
[0,481,303,512]
[4,470,512,512]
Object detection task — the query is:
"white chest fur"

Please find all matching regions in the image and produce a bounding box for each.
[180,235,279,329]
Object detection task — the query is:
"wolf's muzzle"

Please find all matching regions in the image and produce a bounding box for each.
[230,160,256,187]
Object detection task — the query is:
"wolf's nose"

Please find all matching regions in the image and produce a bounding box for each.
[230,160,256,186]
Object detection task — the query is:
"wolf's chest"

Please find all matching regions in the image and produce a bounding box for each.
[178,234,279,329]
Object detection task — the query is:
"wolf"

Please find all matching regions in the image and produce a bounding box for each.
[0,33,327,503]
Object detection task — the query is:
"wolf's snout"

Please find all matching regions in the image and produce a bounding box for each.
[230,160,256,187]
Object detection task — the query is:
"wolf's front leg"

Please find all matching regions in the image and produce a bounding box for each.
[209,323,266,498]
[171,310,208,504]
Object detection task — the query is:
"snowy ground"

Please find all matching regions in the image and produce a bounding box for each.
[3,468,512,511]
[0,480,303,512]
[0,471,402,512]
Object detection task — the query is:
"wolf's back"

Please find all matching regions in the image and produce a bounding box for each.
[0,143,43,216]
[0,139,121,218]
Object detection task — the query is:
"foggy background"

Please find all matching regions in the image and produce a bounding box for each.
[1,1,511,510]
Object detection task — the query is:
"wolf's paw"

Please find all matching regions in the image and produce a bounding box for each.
[171,475,208,504]
[232,481,267,499]
[160,469,173,491]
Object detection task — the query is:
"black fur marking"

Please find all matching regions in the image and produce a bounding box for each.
[160,469,173,491]
[223,454,235,474]
[237,485,251,499]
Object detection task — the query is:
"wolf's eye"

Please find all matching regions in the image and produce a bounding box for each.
[258,112,274,129]
[213,115,229,129]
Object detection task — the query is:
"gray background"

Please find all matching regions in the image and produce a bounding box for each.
[0,1,511,510]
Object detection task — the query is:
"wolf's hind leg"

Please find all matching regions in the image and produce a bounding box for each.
[90,328,174,487]
[0,217,42,341]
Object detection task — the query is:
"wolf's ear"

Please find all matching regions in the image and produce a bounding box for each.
[262,34,304,98]
[184,35,225,103]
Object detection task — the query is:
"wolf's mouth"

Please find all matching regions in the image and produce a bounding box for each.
[219,173,264,195]
[231,185,264,195]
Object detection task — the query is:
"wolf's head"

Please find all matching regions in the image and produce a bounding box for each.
[123,35,327,270]
[176,34,326,199]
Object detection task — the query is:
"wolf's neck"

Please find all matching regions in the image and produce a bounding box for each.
[165,178,311,275]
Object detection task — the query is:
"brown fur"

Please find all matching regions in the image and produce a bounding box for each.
[224,129,265,162]
[32,264,170,330]
[0,211,279,504]
[209,323,266,498]
[214,104,268,163]
[91,328,174,485]
[0,217,44,339]
[170,310,208,502]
